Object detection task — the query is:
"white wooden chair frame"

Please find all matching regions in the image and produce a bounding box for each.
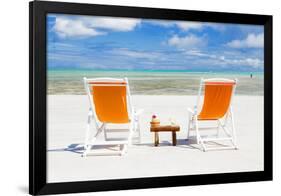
[187,78,238,151]
[83,77,143,156]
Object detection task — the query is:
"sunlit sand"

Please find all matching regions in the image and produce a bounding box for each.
[47,95,263,182]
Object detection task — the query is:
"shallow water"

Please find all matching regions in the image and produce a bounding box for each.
[47,69,264,95]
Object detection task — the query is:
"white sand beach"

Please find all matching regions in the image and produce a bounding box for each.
[47,95,264,183]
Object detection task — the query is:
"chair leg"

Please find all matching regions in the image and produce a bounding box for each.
[187,117,191,141]
[216,120,220,137]
[194,117,200,145]
[201,140,207,152]
[230,110,238,149]
[194,117,207,151]
[132,118,141,144]
[84,114,92,151]
[137,121,141,143]
[82,145,91,157]
[120,144,128,155]
[83,114,92,157]
[103,123,108,141]
[128,121,135,146]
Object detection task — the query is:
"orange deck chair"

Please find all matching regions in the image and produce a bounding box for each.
[187,78,238,151]
[83,77,143,156]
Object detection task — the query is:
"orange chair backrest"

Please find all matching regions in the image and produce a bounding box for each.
[198,81,235,120]
[91,81,129,123]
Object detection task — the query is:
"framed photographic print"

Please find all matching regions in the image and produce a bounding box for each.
[29,0,272,195]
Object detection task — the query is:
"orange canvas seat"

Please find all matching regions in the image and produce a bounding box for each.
[187,78,238,151]
[92,85,129,123]
[198,82,235,120]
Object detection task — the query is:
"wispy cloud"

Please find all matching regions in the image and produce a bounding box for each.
[110,48,161,59]
[223,58,263,68]
[148,20,225,32]
[183,49,263,68]
[184,50,217,59]
[148,20,204,31]
[155,21,203,31]
[226,33,264,48]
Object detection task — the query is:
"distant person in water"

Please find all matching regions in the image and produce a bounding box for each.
[250,73,253,78]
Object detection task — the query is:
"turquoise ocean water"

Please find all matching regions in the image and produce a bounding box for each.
[47,69,264,95]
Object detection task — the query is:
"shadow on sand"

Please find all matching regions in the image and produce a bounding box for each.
[47,136,231,155]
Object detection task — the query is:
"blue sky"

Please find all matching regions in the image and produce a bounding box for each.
[47,14,264,72]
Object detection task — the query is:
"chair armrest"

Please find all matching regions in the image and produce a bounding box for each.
[88,108,93,116]
[134,109,144,116]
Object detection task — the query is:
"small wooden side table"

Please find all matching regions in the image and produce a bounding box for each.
[150,125,180,146]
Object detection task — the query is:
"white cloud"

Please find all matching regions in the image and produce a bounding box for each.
[167,34,205,49]
[226,33,264,48]
[53,15,225,39]
[54,17,105,38]
[176,21,203,31]
[83,17,141,32]
[53,16,141,38]
[176,22,227,32]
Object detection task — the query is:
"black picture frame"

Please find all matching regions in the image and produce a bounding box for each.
[29,0,273,195]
